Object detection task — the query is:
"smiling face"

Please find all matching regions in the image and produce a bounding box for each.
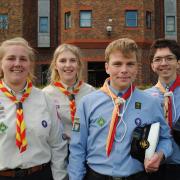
[151,47,180,84]
[55,50,80,86]
[105,50,138,91]
[1,45,32,89]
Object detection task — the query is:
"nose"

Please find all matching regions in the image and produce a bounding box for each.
[64,60,71,66]
[14,58,21,66]
[121,64,128,73]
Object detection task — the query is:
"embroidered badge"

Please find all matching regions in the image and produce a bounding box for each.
[135,102,141,109]
[135,118,142,126]
[139,139,149,149]
[0,106,4,111]
[97,117,105,127]
[0,122,8,133]
[72,117,80,132]
[41,120,48,128]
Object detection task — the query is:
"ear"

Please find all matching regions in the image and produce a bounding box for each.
[151,62,156,72]
[105,62,109,75]
[177,60,180,68]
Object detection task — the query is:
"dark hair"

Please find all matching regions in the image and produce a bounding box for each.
[149,39,180,62]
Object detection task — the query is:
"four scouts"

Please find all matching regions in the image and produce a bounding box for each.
[0,37,179,180]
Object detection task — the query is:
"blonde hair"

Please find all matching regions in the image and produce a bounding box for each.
[50,43,82,83]
[105,38,140,63]
[0,37,35,80]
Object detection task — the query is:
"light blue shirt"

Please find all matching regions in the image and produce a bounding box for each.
[145,85,180,164]
[68,88,172,180]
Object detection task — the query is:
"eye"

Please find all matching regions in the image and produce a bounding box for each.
[58,58,66,63]
[20,57,28,61]
[70,58,77,63]
[153,58,161,63]
[127,62,136,66]
[166,57,174,62]
[6,56,15,61]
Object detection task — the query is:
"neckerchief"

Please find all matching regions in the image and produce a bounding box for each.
[155,75,180,128]
[100,78,135,156]
[0,79,32,153]
[54,80,83,123]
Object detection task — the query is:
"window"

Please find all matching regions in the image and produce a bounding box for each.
[0,14,8,29]
[65,12,71,29]
[146,11,152,29]
[39,17,48,33]
[166,16,175,32]
[125,10,138,27]
[80,10,92,27]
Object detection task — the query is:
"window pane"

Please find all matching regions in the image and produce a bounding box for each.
[65,12,71,29]
[0,14,8,29]
[80,11,92,27]
[146,11,151,29]
[39,17,48,33]
[125,11,137,27]
[166,16,175,32]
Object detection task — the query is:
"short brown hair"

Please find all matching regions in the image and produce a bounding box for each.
[105,38,140,62]
[149,38,180,62]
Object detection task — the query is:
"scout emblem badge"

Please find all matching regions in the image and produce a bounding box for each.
[0,122,8,134]
[72,117,80,132]
[130,122,160,162]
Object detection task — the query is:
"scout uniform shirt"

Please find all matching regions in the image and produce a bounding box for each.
[145,81,180,164]
[43,81,95,141]
[0,81,67,180]
[68,87,172,180]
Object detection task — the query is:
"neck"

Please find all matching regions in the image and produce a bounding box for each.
[61,79,77,87]
[3,79,27,94]
[159,74,177,86]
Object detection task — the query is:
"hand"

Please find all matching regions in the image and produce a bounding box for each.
[144,151,164,173]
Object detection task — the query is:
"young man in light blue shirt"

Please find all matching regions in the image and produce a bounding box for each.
[145,39,180,180]
[68,38,172,180]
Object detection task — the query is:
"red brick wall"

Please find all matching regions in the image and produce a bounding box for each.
[60,0,155,84]
[0,0,23,42]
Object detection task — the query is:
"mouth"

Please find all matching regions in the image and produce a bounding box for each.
[10,69,23,73]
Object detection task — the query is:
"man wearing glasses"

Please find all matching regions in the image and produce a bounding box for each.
[145,39,180,180]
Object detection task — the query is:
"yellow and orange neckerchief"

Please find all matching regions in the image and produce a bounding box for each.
[53,81,83,123]
[100,78,135,156]
[155,75,180,128]
[0,79,32,153]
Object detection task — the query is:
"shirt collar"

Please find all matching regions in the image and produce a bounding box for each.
[60,80,79,92]
[160,79,175,90]
[108,83,129,97]
[2,80,27,96]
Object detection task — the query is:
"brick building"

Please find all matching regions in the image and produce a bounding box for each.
[0,0,58,85]
[0,0,179,86]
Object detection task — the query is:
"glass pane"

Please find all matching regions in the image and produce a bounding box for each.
[39,17,48,33]
[80,11,92,27]
[126,11,137,27]
[0,14,8,29]
[166,16,175,32]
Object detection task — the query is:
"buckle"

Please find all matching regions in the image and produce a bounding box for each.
[112,177,125,180]
[14,169,28,177]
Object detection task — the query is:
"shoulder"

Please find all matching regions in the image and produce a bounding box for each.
[144,86,159,94]
[80,89,106,103]
[81,82,96,91]
[42,84,55,93]
[135,88,160,103]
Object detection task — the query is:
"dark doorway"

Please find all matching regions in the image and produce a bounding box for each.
[88,62,108,87]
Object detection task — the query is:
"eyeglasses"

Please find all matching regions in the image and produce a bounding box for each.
[152,55,177,64]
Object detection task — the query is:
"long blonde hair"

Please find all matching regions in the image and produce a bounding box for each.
[0,37,35,80]
[50,43,83,83]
